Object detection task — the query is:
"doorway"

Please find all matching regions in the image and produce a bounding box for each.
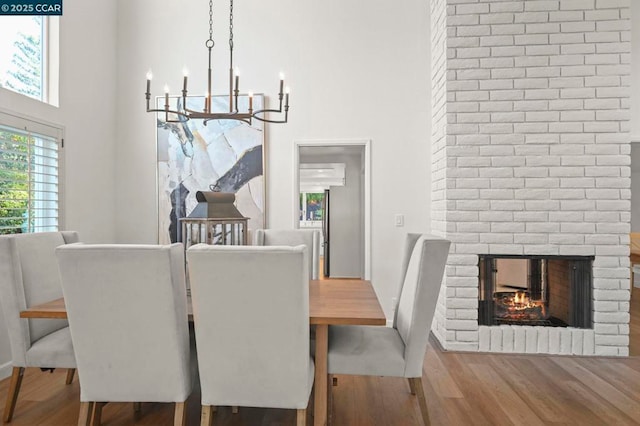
[293,139,371,280]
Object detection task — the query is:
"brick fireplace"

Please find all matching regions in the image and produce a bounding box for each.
[430,0,631,355]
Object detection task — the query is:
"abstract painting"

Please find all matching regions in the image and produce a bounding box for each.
[156,95,265,244]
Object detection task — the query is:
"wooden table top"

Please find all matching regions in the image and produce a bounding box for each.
[309,279,386,325]
[20,279,387,326]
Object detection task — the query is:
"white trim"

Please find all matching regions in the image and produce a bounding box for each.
[631,135,640,143]
[293,139,372,280]
[0,107,63,139]
[46,16,60,107]
[0,361,12,381]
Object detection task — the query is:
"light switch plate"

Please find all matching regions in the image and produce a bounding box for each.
[394,214,404,227]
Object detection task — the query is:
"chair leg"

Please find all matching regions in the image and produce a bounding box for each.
[201,405,214,426]
[174,401,187,426]
[133,402,142,420]
[91,402,105,426]
[78,402,94,426]
[66,368,76,385]
[296,408,307,426]
[410,377,431,426]
[3,367,24,423]
[327,374,334,425]
[408,377,416,395]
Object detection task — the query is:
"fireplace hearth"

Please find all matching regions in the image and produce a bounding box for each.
[479,255,593,329]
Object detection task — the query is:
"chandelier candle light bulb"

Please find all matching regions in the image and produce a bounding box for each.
[145,71,153,110]
[233,67,240,111]
[182,68,189,94]
[145,0,290,125]
[164,85,170,112]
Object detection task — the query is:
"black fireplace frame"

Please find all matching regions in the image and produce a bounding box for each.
[478,254,594,328]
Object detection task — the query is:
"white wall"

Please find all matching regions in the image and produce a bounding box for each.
[0,0,118,376]
[115,0,431,318]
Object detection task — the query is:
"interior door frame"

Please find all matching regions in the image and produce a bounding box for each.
[293,139,371,280]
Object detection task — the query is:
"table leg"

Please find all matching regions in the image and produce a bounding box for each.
[314,324,328,426]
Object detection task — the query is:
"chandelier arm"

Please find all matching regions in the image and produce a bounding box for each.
[146,107,189,117]
[183,104,213,115]
[251,108,284,115]
[251,116,288,124]
[188,111,252,120]
[146,107,190,123]
[204,117,252,126]
[251,108,289,124]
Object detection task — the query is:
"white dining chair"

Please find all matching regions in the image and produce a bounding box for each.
[253,229,321,280]
[327,234,450,425]
[0,231,79,423]
[55,243,194,426]
[187,244,314,426]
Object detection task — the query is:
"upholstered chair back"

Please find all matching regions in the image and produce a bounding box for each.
[0,231,79,365]
[187,244,313,409]
[253,229,320,280]
[395,235,450,377]
[392,233,423,329]
[55,244,192,403]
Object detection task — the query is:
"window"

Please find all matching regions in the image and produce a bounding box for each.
[299,192,325,223]
[0,16,59,104]
[0,111,63,234]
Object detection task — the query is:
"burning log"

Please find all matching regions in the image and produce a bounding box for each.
[494,291,548,321]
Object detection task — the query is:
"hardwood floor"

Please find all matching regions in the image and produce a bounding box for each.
[1,338,639,426]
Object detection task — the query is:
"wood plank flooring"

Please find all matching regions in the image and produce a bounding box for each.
[1,288,637,425]
[1,339,639,426]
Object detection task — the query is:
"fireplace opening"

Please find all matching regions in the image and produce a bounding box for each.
[478,255,593,328]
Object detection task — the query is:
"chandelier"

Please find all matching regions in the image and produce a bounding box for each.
[145,0,289,125]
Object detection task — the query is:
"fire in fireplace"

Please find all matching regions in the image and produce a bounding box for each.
[478,255,593,328]
[494,291,547,322]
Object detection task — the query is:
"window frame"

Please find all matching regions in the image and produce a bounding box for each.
[0,108,65,234]
[0,15,59,106]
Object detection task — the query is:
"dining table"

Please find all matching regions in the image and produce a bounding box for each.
[20,278,386,426]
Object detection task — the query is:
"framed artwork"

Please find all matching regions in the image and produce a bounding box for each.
[156,94,265,244]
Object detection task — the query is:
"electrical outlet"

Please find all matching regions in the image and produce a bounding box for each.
[394,214,404,227]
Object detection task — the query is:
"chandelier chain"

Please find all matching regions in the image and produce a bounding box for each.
[206,0,214,48]
[229,0,234,50]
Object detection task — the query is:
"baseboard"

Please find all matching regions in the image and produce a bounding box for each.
[0,361,12,381]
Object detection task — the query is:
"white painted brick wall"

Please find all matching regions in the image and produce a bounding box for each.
[432,0,631,356]
[430,0,449,346]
